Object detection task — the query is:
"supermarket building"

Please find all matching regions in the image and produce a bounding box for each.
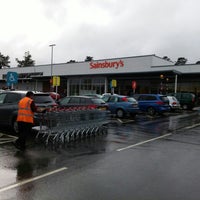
[0,54,200,96]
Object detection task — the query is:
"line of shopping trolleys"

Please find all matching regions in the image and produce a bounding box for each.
[33,106,110,147]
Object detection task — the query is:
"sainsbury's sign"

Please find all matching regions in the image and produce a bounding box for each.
[90,60,124,70]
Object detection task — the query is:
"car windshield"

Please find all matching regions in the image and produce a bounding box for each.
[160,96,169,102]
[59,97,70,105]
[34,95,54,103]
[127,97,137,103]
[172,97,178,101]
[102,95,110,102]
[85,94,102,98]
[91,98,106,104]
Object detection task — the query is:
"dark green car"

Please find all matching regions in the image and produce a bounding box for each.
[169,93,196,110]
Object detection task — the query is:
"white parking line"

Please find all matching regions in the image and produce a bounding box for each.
[116,133,172,152]
[117,119,135,124]
[0,133,18,139]
[184,123,200,129]
[0,167,67,193]
[0,139,16,144]
[0,133,18,144]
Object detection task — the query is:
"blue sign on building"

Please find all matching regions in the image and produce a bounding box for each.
[6,72,18,86]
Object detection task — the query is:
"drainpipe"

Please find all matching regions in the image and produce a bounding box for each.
[174,74,177,93]
[104,78,107,94]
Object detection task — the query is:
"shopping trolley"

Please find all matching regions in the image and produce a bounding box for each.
[34,107,110,147]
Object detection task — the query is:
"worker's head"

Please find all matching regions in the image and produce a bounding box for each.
[26,91,34,98]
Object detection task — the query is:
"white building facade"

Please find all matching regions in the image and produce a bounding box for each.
[0,54,199,96]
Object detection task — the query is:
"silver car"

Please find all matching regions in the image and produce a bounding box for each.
[167,96,181,111]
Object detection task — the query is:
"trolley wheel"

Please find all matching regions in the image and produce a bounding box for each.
[116,109,125,118]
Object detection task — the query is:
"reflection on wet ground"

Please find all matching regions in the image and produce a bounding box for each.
[106,110,200,149]
[0,109,200,197]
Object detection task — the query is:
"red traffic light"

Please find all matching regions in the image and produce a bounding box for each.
[132,81,137,89]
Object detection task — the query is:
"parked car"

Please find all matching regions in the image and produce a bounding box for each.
[57,95,108,110]
[83,94,103,98]
[168,92,196,110]
[136,94,170,116]
[0,90,57,133]
[48,92,61,101]
[167,96,181,111]
[102,94,140,118]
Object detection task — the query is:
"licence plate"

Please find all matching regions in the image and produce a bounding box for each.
[99,107,106,110]
[132,104,138,108]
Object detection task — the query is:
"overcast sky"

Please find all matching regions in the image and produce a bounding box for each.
[1,0,200,67]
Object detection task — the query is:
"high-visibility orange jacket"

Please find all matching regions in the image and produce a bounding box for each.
[17,97,34,123]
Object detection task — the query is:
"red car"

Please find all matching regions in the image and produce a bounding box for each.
[57,95,108,110]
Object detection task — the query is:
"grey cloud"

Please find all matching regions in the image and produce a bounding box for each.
[2,0,200,66]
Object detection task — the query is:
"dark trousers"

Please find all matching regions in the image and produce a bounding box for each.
[15,122,32,149]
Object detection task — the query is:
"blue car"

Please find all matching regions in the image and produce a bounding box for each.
[136,94,170,116]
[102,94,140,118]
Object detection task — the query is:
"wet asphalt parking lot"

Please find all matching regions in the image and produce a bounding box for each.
[1,109,200,200]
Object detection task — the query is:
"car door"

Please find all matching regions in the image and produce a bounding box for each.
[107,96,118,113]
[140,95,157,108]
[137,95,149,111]
[0,93,22,126]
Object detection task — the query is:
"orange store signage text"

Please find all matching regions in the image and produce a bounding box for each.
[90,60,124,69]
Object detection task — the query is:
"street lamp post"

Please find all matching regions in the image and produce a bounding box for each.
[49,44,56,91]
[160,74,164,94]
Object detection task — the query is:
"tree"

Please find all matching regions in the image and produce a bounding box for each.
[67,60,76,63]
[175,57,187,65]
[85,56,93,62]
[195,61,200,64]
[162,56,171,62]
[16,52,35,67]
[0,52,10,69]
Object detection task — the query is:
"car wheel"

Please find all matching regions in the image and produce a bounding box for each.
[116,109,125,118]
[147,107,156,116]
[12,118,19,134]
